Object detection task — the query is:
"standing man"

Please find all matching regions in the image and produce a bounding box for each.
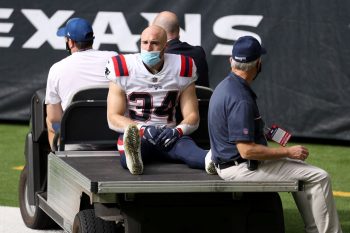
[45,18,117,148]
[153,11,210,87]
[106,25,215,175]
[208,36,342,233]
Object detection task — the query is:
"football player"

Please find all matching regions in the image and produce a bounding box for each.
[106,25,215,175]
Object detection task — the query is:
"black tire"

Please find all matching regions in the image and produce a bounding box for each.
[18,166,57,229]
[73,209,119,233]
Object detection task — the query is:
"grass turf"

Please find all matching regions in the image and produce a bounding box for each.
[0,123,349,232]
[0,123,29,207]
[280,142,350,232]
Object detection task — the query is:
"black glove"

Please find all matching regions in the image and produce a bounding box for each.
[141,125,162,145]
[155,127,182,149]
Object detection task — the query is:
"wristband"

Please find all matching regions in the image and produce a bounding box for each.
[137,124,145,137]
[176,122,199,136]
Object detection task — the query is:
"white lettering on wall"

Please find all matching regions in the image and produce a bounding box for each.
[93,12,139,52]
[211,15,263,55]
[21,9,74,49]
[0,8,14,47]
[1,9,264,56]
[140,12,157,26]
[180,14,201,46]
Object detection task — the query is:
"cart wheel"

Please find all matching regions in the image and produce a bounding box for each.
[73,209,119,233]
[18,166,57,229]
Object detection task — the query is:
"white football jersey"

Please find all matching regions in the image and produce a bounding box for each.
[106,53,197,127]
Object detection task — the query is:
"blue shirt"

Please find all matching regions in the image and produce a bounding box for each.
[208,73,267,164]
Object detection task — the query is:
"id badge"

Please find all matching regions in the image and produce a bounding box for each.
[265,124,291,147]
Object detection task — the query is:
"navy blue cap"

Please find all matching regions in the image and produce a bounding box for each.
[232,36,266,63]
[57,18,94,42]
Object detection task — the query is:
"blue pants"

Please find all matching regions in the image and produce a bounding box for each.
[119,135,207,170]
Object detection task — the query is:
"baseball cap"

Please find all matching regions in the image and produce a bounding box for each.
[57,18,94,42]
[232,36,266,63]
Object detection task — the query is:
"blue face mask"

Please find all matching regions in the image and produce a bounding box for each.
[140,49,161,67]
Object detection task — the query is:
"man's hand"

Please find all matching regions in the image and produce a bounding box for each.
[287,145,309,161]
[155,127,182,149]
[141,125,162,145]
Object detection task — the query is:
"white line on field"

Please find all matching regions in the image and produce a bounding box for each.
[0,206,63,233]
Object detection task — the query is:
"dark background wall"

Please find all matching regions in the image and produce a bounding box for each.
[0,0,349,141]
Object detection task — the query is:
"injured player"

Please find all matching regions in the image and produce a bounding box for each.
[105,25,216,175]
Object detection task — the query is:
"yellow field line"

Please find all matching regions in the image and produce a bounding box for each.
[10,165,350,198]
[12,166,24,171]
[333,191,350,198]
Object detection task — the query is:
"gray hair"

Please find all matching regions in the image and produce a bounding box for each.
[231,58,259,71]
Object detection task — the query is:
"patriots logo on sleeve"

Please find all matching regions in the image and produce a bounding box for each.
[105,67,110,76]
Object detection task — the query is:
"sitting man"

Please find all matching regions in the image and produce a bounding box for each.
[105,25,215,175]
[45,17,117,149]
[208,36,342,233]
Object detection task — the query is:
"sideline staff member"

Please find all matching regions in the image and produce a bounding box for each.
[45,18,117,148]
[153,11,209,87]
[208,36,342,233]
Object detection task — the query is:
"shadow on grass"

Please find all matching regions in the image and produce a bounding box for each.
[284,208,349,233]
[283,209,304,233]
[338,209,350,232]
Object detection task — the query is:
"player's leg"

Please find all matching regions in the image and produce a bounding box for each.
[166,136,216,174]
[118,127,159,174]
[118,124,144,175]
[117,125,142,174]
[166,136,205,169]
[117,135,128,169]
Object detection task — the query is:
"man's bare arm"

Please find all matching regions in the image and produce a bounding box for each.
[107,82,136,132]
[46,103,63,149]
[178,83,199,126]
[236,141,309,161]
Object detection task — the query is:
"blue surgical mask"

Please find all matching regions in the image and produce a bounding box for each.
[140,49,161,67]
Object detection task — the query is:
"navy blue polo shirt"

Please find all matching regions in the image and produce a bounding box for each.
[208,72,267,164]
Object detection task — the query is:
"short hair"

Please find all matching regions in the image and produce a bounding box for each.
[231,58,259,71]
[75,40,93,50]
[74,32,94,50]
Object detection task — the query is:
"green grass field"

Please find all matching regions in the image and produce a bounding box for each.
[0,123,349,232]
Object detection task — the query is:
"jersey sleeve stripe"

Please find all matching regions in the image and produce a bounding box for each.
[188,56,193,77]
[180,55,186,76]
[112,55,129,77]
[119,54,129,76]
[112,56,121,76]
[180,55,193,77]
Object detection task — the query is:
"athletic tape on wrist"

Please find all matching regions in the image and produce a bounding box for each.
[137,124,144,137]
[176,122,199,136]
